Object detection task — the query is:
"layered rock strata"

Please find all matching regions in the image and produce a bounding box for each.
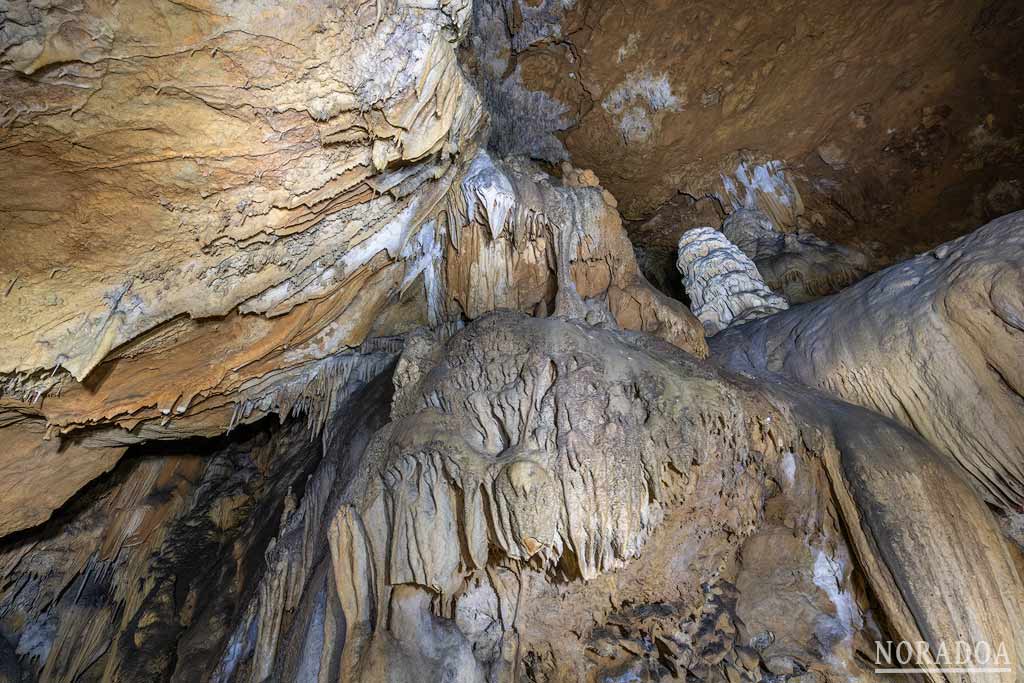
[1,1,1022,681]
[0,0,486,535]
[0,0,700,536]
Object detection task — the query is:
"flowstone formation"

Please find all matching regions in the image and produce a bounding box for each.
[0,0,486,533]
[4,312,1021,682]
[0,0,699,535]
[0,371,395,682]
[714,210,1024,512]
[326,313,1024,683]
[676,228,789,336]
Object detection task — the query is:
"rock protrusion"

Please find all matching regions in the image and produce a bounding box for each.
[721,209,871,302]
[713,210,1024,511]
[677,227,789,335]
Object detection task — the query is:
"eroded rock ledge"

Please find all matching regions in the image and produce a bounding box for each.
[0,0,700,536]
[2,1,1022,681]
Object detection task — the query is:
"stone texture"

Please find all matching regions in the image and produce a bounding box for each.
[0,368,393,683]
[272,313,1024,681]
[1,0,481,381]
[1,1,1022,681]
[3,311,1022,681]
[445,153,707,354]
[714,210,1024,511]
[677,227,789,336]
[0,0,484,532]
[721,209,870,303]
[0,0,700,536]
[468,0,1024,260]
[0,418,125,537]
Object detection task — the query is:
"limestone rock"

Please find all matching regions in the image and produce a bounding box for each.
[444,153,707,353]
[2,312,1022,681]
[468,0,1024,258]
[2,2,1022,682]
[1,0,481,382]
[677,227,789,335]
[713,210,1024,511]
[0,0,702,537]
[0,418,125,537]
[330,314,1024,682]
[0,368,393,682]
[0,0,483,533]
[721,209,870,302]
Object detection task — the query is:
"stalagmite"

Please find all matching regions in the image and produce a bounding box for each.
[676,227,789,335]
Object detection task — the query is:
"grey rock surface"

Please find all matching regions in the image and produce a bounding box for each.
[677,227,790,335]
[721,209,871,303]
[714,210,1024,511]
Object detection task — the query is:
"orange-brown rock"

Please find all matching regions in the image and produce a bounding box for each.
[0,0,704,537]
[0,418,124,537]
[470,0,1024,259]
[1,2,1021,681]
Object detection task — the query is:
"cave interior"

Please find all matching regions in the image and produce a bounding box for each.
[1,0,1023,681]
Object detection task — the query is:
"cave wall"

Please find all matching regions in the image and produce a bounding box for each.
[0,0,703,537]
